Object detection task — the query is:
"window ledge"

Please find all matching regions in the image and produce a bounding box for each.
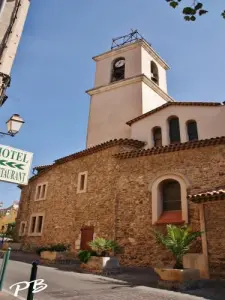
[156,211,184,225]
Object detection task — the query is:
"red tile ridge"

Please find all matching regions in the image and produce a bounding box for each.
[126,101,222,126]
[114,136,225,159]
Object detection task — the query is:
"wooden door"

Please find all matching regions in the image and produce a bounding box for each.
[80,226,94,250]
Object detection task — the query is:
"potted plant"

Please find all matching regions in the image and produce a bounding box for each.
[153,224,202,283]
[79,237,121,273]
[36,243,71,261]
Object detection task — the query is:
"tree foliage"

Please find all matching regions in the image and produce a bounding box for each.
[153,224,202,269]
[166,0,225,21]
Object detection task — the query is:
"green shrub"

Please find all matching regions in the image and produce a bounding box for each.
[78,250,98,263]
[78,250,92,263]
[153,224,202,269]
[36,243,71,256]
[36,246,49,255]
[88,237,120,257]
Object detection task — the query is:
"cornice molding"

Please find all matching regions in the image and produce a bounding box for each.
[92,40,170,70]
[86,74,175,103]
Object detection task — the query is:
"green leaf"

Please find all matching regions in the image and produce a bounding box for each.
[153,224,203,268]
[190,16,196,21]
[199,9,208,16]
[195,3,203,10]
[183,7,196,15]
[221,10,225,19]
[184,16,191,21]
[170,1,178,9]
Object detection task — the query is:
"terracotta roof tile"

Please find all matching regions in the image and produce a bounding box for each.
[114,136,225,159]
[27,139,145,184]
[34,165,52,171]
[188,187,225,203]
[126,102,222,126]
[55,139,145,164]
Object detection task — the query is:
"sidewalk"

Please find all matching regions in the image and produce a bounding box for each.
[0,291,17,299]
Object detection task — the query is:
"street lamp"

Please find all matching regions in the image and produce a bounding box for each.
[0,114,24,137]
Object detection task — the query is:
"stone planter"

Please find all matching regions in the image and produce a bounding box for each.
[8,242,21,251]
[154,267,200,282]
[40,251,65,261]
[81,256,120,274]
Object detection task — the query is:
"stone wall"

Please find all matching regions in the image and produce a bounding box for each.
[114,144,224,267]
[17,143,225,267]
[204,201,225,279]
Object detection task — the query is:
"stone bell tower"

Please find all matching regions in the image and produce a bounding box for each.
[86,30,174,148]
[0,0,30,106]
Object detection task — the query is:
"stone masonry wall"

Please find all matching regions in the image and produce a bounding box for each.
[17,143,225,267]
[204,201,225,279]
[115,144,225,267]
[17,145,121,250]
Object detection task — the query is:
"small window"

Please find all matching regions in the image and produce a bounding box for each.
[152,127,162,147]
[111,57,125,82]
[28,213,45,236]
[19,221,27,236]
[187,120,198,141]
[35,183,48,201]
[77,171,88,194]
[31,217,36,233]
[161,179,181,211]
[150,61,159,85]
[37,216,43,233]
[168,116,181,144]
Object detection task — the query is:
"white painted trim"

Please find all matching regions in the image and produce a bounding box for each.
[92,40,170,70]
[86,74,175,103]
[77,171,88,194]
[28,212,45,236]
[34,182,48,201]
[150,173,190,224]
[19,221,27,237]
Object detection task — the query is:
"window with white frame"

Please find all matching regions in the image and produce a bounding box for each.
[77,171,88,193]
[19,221,27,236]
[150,173,189,225]
[35,183,48,201]
[28,213,45,236]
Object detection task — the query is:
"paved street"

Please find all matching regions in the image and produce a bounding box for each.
[0,258,224,300]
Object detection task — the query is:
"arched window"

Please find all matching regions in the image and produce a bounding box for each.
[168,116,181,144]
[111,57,125,82]
[160,179,181,211]
[187,120,198,141]
[150,61,159,85]
[152,127,162,147]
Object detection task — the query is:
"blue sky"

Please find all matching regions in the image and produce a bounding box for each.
[0,0,225,207]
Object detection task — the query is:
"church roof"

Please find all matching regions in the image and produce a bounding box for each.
[114,136,225,159]
[188,187,225,203]
[126,102,222,126]
[29,138,146,183]
[55,139,145,164]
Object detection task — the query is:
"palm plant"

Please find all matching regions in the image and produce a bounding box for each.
[89,237,120,257]
[153,224,202,269]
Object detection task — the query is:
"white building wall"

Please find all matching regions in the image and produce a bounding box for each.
[0,0,30,76]
[94,46,142,87]
[141,47,168,93]
[86,82,143,148]
[130,105,225,148]
[142,82,167,114]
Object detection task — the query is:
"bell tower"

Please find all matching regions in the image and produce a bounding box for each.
[86,30,174,148]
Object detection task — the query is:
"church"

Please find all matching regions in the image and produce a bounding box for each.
[16,31,225,278]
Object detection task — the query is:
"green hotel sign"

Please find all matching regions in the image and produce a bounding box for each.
[0,144,33,185]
